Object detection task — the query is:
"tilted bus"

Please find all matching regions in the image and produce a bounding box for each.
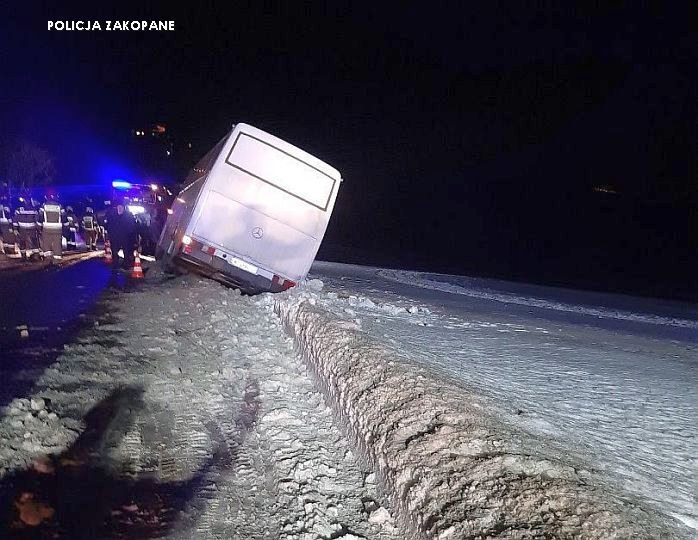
[157,123,342,293]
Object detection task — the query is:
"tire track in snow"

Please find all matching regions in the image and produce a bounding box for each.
[1,272,402,539]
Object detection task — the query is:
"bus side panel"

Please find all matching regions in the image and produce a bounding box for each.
[158,173,209,255]
[158,132,232,255]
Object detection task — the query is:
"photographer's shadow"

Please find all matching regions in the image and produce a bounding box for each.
[0,386,223,539]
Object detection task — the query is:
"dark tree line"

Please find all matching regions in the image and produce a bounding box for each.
[0,139,55,192]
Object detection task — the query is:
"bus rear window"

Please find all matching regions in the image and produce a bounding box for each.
[225,132,336,211]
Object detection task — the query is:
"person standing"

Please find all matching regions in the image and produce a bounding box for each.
[105,199,136,270]
[38,194,63,261]
[64,206,78,250]
[0,202,16,256]
[13,198,39,260]
[134,210,154,255]
[81,207,98,250]
[96,203,109,246]
[148,207,165,256]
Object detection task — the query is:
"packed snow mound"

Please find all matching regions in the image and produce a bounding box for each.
[275,296,689,539]
[379,269,698,329]
[306,261,697,530]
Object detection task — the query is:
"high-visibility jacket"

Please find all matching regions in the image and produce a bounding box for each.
[14,207,38,230]
[40,203,63,230]
[82,214,96,230]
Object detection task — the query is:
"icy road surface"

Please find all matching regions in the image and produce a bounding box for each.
[0,269,401,539]
[307,262,698,534]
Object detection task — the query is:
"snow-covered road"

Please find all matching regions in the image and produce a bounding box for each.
[1,259,695,538]
[306,262,697,535]
[0,268,401,539]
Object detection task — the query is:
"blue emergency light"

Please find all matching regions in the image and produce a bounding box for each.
[112,180,132,189]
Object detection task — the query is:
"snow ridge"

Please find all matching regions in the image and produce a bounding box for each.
[276,294,687,539]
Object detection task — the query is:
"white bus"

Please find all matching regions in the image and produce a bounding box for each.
[157,123,342,293]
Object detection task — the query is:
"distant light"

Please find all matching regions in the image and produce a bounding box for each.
[150,183,158,191]
[112,180,131,189]
[176,197,185,204]
[182,235,192,245]
[593,185,618,195]
[127,205,145,215]
[167,208,173,215]
[19,197,25,202]
[188,143,192,148]
[166,150,171,156]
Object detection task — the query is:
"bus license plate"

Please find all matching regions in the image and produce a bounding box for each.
[229,256,257,275]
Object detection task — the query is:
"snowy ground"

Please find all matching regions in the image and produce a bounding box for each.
[297,262,697,537]
[0,268,401,539]
[1,259,695,538]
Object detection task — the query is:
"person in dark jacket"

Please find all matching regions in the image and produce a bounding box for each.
[0,202,16,256]
[64,206,78,250]
[105,199,136,270]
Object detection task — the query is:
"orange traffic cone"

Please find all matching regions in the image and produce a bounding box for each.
[130,250,144,279]
[104,239,112,264]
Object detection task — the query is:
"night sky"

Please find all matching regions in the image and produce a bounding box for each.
[1,3,696,300]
